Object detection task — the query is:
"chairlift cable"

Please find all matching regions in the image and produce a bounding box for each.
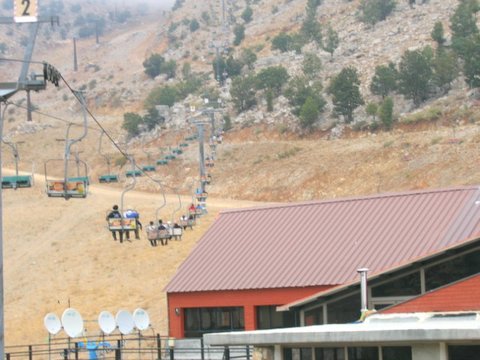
[60,73,183,193]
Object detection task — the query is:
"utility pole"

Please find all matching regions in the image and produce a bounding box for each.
[0,2,59,357]
[26,90,32,121]
[73,37,78,71]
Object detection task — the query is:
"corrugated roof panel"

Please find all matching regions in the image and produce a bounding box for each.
[166,186,480,293]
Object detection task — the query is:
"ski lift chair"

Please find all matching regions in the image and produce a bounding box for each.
[156,159,168,166]
[45,159,89,199]
[1,140,34,189]
[125,169,143,177]
[142,165,156,172]
[99,174,119,183]
[1,175,32,189]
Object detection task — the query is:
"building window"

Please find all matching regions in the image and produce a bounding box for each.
[304,306,324,326]
[371,272,421,297]
[347,347,378,360]
[315,347,345,360]
[283,347,312,360]
[425,249,480,291]
[448,345,480,359]
[257,305,296,329]
[382,346,411,360]
[326,294,361,324]
[184,307,244,338]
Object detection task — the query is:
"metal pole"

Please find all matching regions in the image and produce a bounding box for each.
[215,46,221,84]
[73,38,78,72]
[357,268,369,313]
[26,90,32,122]
[197,124,206,192]
[0,101,5,360]
[209,111,216,138]
[13,144,19,177]
[156,334,161,360]
[18,22,39,85]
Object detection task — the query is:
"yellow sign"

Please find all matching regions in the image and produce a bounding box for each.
[14,0,38,23]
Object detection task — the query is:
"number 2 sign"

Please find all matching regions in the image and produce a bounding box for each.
[14,0,38,23]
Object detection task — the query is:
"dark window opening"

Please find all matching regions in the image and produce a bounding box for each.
[372,272,421,297]
[283,347,312,360]
[305,306,324,326]
[257,305,297,329]
[315,347,345,360]
[184,307,244,338]
[347,347,378,360]
[327,294,361,324]
[382,346,412,360]
[448,345,480,360]
[425,250,480,291]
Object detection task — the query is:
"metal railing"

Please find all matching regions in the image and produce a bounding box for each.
[4,335,252,360]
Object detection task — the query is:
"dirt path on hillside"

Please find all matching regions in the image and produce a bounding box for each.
[1,168,274,346]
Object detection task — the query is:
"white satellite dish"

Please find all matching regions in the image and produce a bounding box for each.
[61,308,84,338]
[98,311,116,335]
[116,310,134,335]
[133,308,150,331]
[44,313,62,335]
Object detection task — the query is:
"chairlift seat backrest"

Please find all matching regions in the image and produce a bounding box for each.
[126,170,143,177]
[147,228,159,240]
[46,180,87,198]
[108,217,137,231]
[99,174,119,183]
[142,165,156,172]
[158,229,170,239]
[68,176,90,185]
[1,175,32,189]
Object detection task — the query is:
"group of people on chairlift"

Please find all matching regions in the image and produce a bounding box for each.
[106,205,142,243]
[107,204,193,246]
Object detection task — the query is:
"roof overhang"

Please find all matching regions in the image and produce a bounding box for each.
[204,312,480,347]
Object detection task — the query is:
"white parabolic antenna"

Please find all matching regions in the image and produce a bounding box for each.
[133,308,150,331]
[61,308,84,338]
[98,311,116,335]
[116,310,134,335]
[44,313,62,335]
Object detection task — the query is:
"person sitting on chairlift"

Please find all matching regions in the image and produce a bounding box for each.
[146,221,157,247]
[124,207,142,240]
[157,220,168,246]
[106,205,123,242]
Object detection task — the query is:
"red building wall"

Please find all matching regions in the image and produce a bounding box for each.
[167,286,332,338]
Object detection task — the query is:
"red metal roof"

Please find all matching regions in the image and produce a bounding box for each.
[382,274,480,313]
[166,186,480,293]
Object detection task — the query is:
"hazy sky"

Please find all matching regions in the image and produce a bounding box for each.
[147,0,176,10]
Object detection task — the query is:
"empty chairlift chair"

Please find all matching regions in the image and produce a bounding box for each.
[1,139,33,189]
[97,131,120,184]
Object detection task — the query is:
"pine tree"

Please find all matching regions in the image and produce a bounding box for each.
[397,48,434,106]
[327,66,364,123]
[370,62,398,99]
[323,25,339,58]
